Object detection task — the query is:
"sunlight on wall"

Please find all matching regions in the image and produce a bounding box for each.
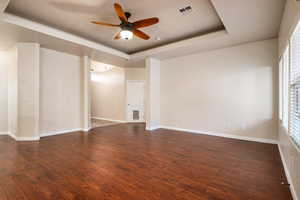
[91,60,114,72]
[90,60,116,82]
[91,73,108,82]
[0,52,5,63]
[91,65,126,121]
[0,51,9,132]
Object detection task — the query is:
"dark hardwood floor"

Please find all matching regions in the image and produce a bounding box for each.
[0,123,292,200]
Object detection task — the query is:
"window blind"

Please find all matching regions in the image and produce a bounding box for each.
[283,46,290,129]
[290,25,300,146]
[279,59,283,120]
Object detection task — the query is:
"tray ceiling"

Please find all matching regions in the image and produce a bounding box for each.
[6,0,224,54]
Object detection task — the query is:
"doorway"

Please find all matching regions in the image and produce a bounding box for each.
[90,61,125,129]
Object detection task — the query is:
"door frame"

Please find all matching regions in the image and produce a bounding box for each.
[126,80,146,122]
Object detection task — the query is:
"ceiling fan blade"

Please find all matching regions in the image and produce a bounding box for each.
[133,18,159,28]
[132,29,150,40]
[114,3,128,22]
[114,31,121,40]
[91,21,120,27]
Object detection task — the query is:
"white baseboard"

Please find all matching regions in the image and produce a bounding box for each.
[4,128,91,141]
[92,117,126,123]
[278,145,299,200]
[0,132,9,135]
[40,128,83,137]
[157,125,278,144]
[15,137,40,141]
[8,133,40,141]
[146,126,161,131]
[82,127,92,132]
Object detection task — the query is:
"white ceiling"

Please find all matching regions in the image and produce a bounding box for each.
[131,0,286,60]
[6,0,224,54]
[0,0,286,67]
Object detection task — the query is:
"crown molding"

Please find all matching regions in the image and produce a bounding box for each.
[130,29,228,60]
[0,12,229,61]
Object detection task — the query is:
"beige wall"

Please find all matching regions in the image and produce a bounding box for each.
[40,48,82,134]
[0,51,9,132]
[160,39,278,140]
[125,68,146,81]
[278,1,300,199]
[91,66,126,121]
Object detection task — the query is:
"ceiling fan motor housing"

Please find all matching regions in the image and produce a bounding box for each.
[120,22,134,31]
[125,12,131,19]
[120,12,134,33]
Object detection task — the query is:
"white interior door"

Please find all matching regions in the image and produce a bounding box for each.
[126,81,145,122]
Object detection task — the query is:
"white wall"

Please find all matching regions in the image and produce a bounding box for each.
[160,39,278,140]
[3,46,147,135]
[91,67,126,121]
[0,51,9,133]
[278,1,300,199]
[91,67,146,122]
[39,48,82,134]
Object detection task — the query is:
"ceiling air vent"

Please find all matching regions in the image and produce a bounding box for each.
[179,6,192,15]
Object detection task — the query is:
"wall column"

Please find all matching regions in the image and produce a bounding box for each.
[82,56,91,131]
[145,57,161,130]
[9,43,40,141]
[0,0,10,12]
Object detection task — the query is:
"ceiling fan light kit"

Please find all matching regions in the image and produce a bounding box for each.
[91,3,159,41]
[120,30,133,40]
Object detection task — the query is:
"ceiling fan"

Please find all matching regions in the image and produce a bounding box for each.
[91,3,159,40]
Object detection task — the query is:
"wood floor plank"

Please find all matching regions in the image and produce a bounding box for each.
[0,123,293,200]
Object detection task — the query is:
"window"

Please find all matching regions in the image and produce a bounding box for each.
[279,21,300,147]
[289,23,300,145]
[279,59,283,120]
[295,85,300,117]
[282,46,290,129]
